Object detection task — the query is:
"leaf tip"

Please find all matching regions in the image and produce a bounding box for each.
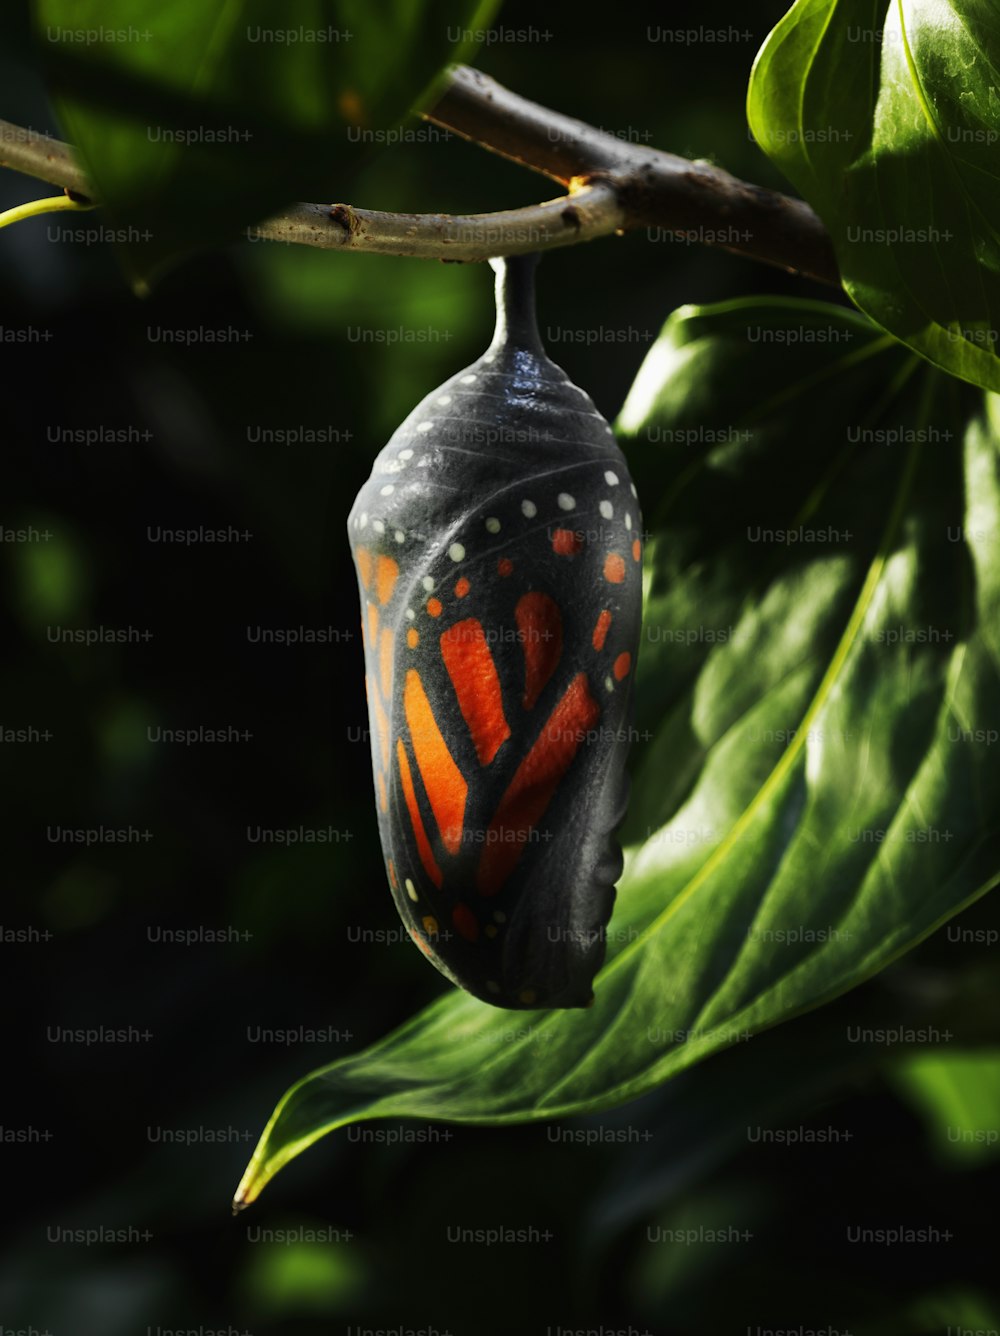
[232,1162,264,1214]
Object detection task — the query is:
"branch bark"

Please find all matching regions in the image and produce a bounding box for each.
[0,66,840,286]
[249,184,624,259]
[0,119,90,197]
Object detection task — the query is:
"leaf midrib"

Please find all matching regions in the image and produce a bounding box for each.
[599,434,922,983]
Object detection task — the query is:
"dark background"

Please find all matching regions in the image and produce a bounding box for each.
[2,1,999,1333]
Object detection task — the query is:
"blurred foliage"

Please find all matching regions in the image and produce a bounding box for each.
[2,0,999,1332]
[894,1050,1000,1167]
[34,0,501,283]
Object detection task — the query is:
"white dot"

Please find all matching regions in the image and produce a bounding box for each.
[405,878,418,902]
[417,421,433,433]
[405,607,415,619]
[359,513,368,528]
[422,576,436,592]
[460,374,477,384]
[399,448,414,460]
[449,543,465,562]
[436,396,452,407]
[557,493,575,511]
[604,424,614,435]
[373,520,385,534]
[630,483,638,497]
[483,352,496,364]
[380,484,394,495]
[605,471,619,485]
[419,455,430,466]
[394,530,405,543]
[485,517,501,533]
[625,513,633,529]
[521,500,537,518]
[599,501,613,519]
[605,676,614,692]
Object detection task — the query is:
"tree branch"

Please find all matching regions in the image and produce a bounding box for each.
[425,67,839,285]
[0,67,840,286]
[0,119,91,197]
[249,184,624,260]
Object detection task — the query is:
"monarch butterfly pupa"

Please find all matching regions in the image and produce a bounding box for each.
[348,254,642,1010]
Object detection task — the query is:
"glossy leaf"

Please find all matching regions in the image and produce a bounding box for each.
[32,0,499,285]
[747,0,1000,392]
[236,296,1000,1208]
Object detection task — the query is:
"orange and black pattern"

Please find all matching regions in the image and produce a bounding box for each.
[348,256,642,1009]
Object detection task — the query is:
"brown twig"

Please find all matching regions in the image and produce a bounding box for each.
[0,66,840,285]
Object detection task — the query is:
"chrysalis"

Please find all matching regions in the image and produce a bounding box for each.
[348,255,642,1009]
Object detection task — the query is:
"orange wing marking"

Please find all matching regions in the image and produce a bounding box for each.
[396,738,443,888]
[376,554,399,605]
[516,592,563,710]
[592,609,612,651]
[476,673,600,896]
[379,625,394,698]
[404,669,468,857]
[604,553,626,584]
[440,619,511,766]
[371,687,390,771]
[551,528,583,556]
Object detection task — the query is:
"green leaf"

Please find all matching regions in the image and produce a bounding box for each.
[32,0,499,286]
[871,1289,1000,1336]
[747,0,1000,393]
[235,296,1000,1208]
[893,1049,1000,1164]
